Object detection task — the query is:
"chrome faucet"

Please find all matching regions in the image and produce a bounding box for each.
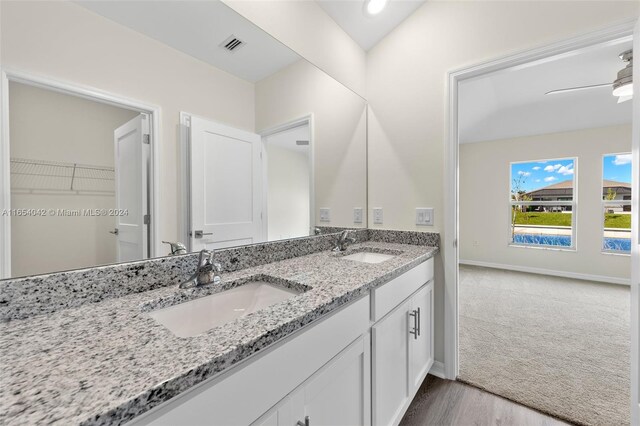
[333,230,356,252]
[179,249,222,289]
[162,241,187,255]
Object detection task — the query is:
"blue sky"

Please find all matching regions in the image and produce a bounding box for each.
[511,159,575,192]
[603,153,632,184]
[511,153,632,193]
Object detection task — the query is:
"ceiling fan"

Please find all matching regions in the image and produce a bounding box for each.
[545,49,633,103]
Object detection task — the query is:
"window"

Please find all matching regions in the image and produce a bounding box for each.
[602,153,632,254]
[510,158,576,249]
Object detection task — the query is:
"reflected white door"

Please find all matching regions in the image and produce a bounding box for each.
[114,114,149,262]
[189,116,262,251]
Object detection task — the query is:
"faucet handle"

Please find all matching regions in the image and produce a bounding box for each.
[213,262,222,273]
[162,241,187,255]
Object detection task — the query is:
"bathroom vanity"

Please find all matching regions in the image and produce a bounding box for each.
[0,231,438,426]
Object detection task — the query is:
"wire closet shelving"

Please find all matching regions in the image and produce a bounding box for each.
[10,158,115,195]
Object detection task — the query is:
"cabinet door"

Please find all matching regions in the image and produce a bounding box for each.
[409,282,434,392]
[252,398,293,426]
[372,298,411,426]
[290,334,371,426]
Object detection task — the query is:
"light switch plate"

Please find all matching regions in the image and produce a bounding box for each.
[319,208,330,222]
[416,208,434,226]
[353,207,363,224]
[373,208,383,225]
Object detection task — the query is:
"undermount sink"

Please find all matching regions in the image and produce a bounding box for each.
[342,252,396,264]
[148,279,303,338]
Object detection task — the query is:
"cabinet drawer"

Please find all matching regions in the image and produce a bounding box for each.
[371,258,433,322]
[131,295,370,426]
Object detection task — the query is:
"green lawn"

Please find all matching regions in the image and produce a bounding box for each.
[604,213,632,229]
[513,211,631,229]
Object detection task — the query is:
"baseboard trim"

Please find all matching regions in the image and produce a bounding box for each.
[429,361,446,379]
[459,259,630,286]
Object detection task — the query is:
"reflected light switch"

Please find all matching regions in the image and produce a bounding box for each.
[319,208,330,222]
[416,208,433,226]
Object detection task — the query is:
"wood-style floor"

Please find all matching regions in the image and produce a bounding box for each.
[399,375,572,426]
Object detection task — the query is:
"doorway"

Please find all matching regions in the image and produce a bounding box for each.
[444,22,638,426]
[0,72,159,278]
[262,121,313,241]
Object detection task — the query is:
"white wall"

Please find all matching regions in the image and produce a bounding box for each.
[223,0,367,99]
[1,0,255,251]
[8,81,138,277]
[366,1,639,363]
[460,125,632,282]
[256,59,367,229]
[266,144,310,241]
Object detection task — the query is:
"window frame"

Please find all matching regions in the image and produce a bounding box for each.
[508,157,578,251]
[601,152,632,256]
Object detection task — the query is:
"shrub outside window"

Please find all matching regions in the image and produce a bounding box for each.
[602,153,632,254]
[510,158,576,249]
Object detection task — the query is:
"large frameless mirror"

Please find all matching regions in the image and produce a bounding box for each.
[0,0,367,279]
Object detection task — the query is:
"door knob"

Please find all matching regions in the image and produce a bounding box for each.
[193,230,213,239]
[109,228,119,235]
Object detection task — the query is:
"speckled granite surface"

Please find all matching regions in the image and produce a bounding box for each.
[0,240,437,426]
[0,230,370,322]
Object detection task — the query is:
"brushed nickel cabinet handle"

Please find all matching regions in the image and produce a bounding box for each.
[409,309,418,340]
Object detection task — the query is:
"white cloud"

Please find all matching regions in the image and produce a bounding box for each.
[613,154,632,166]
[544,176,557,182]
[557,165,574,175]
[543,164,563,172]
[517,171,531,177]
[535,179,541,183]
[532,166,541,171]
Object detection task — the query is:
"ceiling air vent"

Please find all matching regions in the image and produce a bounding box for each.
[220,35,245,53]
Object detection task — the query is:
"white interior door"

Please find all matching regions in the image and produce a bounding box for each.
[114,114,149,262]
[631,17,639,426]
[189,116,262,251]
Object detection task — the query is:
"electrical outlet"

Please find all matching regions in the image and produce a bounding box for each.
[373,208,383,225]
[353,207,363,224]
[319,208,330,222]
[473,240,480,247]
[415,208,434,226]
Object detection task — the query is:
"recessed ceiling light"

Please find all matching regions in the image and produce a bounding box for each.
[364,0,388,16]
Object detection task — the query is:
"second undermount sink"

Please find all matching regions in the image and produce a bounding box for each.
[342,252,396,264]
[148,278,304,338]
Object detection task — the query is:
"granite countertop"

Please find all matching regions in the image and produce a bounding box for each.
[0,242,437,426]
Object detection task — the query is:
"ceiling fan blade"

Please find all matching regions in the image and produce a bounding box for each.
[617,95,632,104]
[545,83,611,95]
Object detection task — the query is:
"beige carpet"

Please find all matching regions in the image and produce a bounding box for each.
[459,265,630,426]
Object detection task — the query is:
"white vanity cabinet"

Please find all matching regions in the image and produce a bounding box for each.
[131,295,371,426]
[129,257,434,426]
[253,334,371,426]
[371,259,434,426]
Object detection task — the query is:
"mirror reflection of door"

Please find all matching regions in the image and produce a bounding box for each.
[7,81,150,277]
[113,114,150,262]
[263,123,312,242]
[188,116,263,251]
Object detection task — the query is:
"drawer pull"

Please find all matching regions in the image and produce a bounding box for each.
[416,307,421,337]
[409,310,418,340]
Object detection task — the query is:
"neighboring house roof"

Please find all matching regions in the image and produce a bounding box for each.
[525,179,631,197]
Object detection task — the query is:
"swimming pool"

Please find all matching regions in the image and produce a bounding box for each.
[512,234,631,252]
